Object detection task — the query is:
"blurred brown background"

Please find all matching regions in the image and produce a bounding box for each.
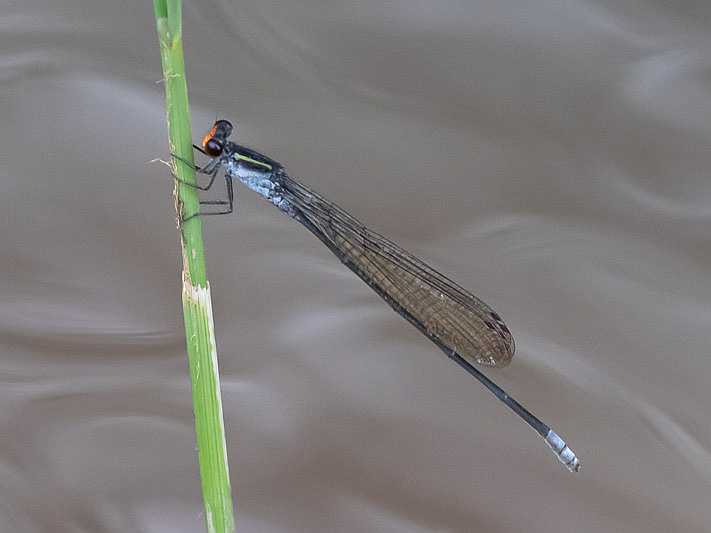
[2,1,710,531]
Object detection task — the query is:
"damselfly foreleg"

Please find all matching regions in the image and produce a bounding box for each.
[170,152,221,192]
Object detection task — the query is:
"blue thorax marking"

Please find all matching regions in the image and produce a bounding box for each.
[221,143,292,213]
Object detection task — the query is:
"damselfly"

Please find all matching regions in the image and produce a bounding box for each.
[171,119,580,472]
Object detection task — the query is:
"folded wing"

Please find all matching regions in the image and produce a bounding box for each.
[277,172,514,368]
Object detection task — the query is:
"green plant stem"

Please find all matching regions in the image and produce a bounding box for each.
[153,1,235,531]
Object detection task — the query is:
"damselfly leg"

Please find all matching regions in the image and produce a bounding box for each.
[170,152,219,190]
[181,177,234,223]
[170,148,235,223]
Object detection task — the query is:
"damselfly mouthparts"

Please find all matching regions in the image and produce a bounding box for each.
[171,119,580,473]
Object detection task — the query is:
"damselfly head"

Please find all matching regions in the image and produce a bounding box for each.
[201,119,234,157]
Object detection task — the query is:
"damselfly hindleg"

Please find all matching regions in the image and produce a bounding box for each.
[181,177,234,223]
